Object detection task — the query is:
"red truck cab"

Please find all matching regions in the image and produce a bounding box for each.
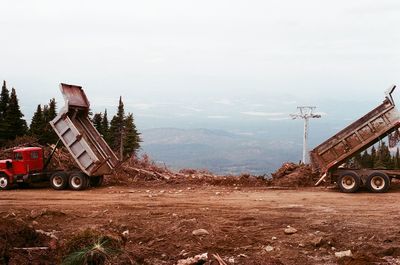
[0,147,44,189]
[12,147,44,175]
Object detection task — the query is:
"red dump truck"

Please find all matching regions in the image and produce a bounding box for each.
[310,85,400,193]
[0,83,120,191]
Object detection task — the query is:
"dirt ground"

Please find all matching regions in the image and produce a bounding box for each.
[2,183,400,265]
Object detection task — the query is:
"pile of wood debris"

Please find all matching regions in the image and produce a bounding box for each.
[270,162,319,187]
[110,154,181,185]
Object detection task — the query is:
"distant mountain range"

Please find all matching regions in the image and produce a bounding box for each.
[140,128,302,175]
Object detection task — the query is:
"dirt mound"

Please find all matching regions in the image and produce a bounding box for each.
[110,154,177,185]
[110,155,323,188]
[0,216,57,264]
[171,171,268,187]
[270,162,319,187]
[110,155,270,188]
[110,155,269,187]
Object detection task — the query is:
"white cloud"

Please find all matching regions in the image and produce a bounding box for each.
[282,100,297,105]
[234,132,255,136]
[214,99,233,105]
[135,113,163,118]
[207,115,229,119]
[183,106,204,112]
[175,113,192,117]
[241,111,287,117]
[249,103,265,108]
[268,117,291,121]
[128,103,155,110]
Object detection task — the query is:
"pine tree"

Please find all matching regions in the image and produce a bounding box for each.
[370,146,377,166]
[101,109,110,143]
[109,97,140,159]
[0,81,9,117]
[382,142,393,168]
[361,150,371,168]
[395,148,400,169]
[0,81,10,145]
[109,97,125,158]
[30,105,45,142]
[353,153,362,168]
[123,113,141,157]
[4,88,27,140]
[373,142,392,169]
[42,98,58,144]
[93,113,103,134]
[46,98,57,121]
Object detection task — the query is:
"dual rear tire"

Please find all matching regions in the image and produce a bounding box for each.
[50,172,69,190]
[338,171,361,193]
[337,171,390,193]
[50,172,104,191]
[366,172,390,193]
[69,172,89,191]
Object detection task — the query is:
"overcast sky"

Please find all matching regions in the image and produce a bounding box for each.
[0,0,399,129]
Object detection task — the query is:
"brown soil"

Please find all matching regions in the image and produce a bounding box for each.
[2,183,400,264]
[0,215,57,264]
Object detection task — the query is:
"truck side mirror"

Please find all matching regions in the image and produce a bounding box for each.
[6,161,12,169]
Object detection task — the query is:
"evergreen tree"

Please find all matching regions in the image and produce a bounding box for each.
[42,105,49,121]
[353,153,362,168]
[0,81,9,117]
[380,142,392,168]
[109,97,125,158]
[29,99,58,144]
[123,113,141,157]
[46,98,57,121]
[370,146,377,165]
[109,97,141,159]
[30,105,45,142]
[373,142,392,169]
[42,98,58,144]
[0,81,10,145]
[93,113,103,134]
[101,109,110,142]
[361,150,372,168]
[395,148,400,169]
[4,88,27,140]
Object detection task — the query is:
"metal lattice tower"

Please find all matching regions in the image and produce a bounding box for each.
[290,106,321,164]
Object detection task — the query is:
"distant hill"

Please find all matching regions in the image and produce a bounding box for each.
[140,128,301,175]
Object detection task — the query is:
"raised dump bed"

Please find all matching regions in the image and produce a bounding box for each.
[50,83,120,177]
[310,85,400,193]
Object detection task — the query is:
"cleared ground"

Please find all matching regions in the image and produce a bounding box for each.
[2,184,400,264]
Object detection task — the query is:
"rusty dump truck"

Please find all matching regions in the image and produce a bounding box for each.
[310,85,400,193]
[0,83,119,191]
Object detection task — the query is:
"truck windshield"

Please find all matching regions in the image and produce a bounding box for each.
[14,152,23,161]
[30,151,39,160]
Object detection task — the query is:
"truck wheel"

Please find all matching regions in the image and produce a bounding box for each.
[0,175,10,190]
[90,176,104,187]
[69,173,88,191]
[338,171,360,193]
[50,172,68,190]
[366,172,390,193]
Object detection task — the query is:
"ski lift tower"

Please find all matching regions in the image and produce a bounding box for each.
[290,106,321,164]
